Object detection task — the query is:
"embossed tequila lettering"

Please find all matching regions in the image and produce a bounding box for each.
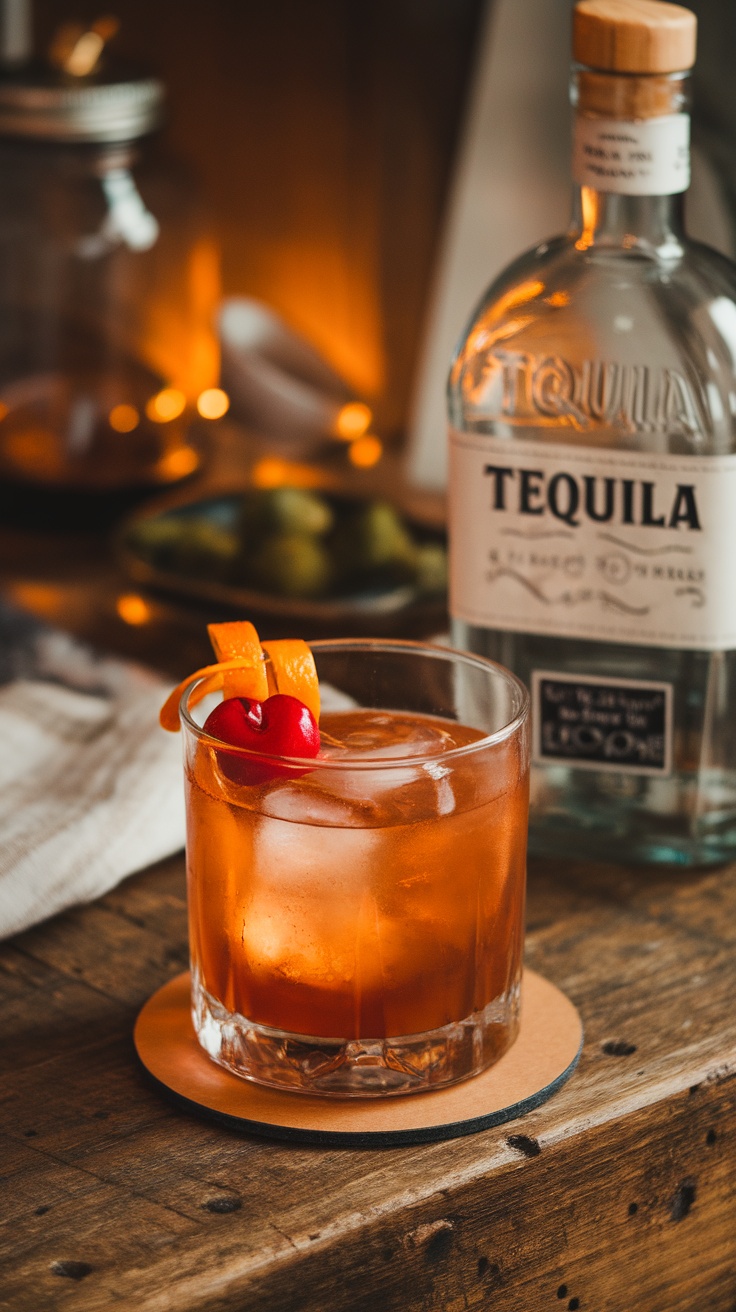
[484,465,702,530]
[490,350,700,434]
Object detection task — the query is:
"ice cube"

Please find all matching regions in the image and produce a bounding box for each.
[241,802,384,994]
[325,712,460,761]
[260,776,385,828]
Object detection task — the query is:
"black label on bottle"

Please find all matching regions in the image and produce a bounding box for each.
[532,671,672,776]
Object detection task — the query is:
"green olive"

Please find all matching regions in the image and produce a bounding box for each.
[239,487,334,544]
[129,517,239,578]
[414,542,448,593]
[331,500,418,586]
[250,533,334,598]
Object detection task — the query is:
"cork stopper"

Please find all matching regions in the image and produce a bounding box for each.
[573,0,697,74]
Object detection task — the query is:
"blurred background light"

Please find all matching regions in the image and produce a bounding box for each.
[196,387,230,419]
[116,593,152,625]
[348,435,383,468]
[108,404,140,433]
[335,401,372,440]
[145,388,186,423]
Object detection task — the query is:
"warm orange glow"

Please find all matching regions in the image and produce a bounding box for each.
[155,445,200,480]
[65,30,105,76]
[488,280,545,325]
[270,242,385,400]
[116,593,152,626]
[2,428,65,477]
[251,457,290,489]
[8,582,64,618]
[575,187,598,251]
[348,435,383,468]
[546,291,570,308]
[335,402,372,440]
[196,388,230,420]
[465,316,534,363]
[93,16,121,41]
[142,238,220,400]
[145,388,187,423]
[250,457,327,490]
[0,402,8,422]
[109,404,140,433]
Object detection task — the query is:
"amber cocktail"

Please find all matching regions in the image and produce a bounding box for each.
[182,640,530,1096]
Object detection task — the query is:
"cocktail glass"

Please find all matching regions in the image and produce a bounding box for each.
[181,639,530,1096]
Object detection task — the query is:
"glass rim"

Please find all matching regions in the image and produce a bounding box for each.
[180,637,530,772]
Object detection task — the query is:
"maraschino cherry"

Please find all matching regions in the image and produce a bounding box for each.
[203,694,320,785]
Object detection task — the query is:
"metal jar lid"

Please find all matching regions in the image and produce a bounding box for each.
[0,61,164,142]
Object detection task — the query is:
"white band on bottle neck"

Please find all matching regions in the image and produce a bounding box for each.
[573,113,690,195]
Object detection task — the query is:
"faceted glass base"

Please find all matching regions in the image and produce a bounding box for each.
[192,973,521,1098]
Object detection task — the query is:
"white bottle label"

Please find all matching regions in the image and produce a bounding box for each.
[572,114,690,195]
[448,431,736,651]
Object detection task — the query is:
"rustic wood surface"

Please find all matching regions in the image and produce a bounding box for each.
[1,848,735,1312]
[1,462,735,1311]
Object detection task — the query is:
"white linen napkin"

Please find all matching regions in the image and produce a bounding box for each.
[0,603,185,939]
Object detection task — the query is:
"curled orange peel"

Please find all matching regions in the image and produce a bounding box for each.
[159,659,267,732]
[159,621,320,731]
[207,620,267,700]
[262,639,320,722]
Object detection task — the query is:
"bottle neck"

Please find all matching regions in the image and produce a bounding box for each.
[569,66,691,256]
[569,187,685,253]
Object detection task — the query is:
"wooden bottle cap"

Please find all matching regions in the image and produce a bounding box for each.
[573,0,697,73]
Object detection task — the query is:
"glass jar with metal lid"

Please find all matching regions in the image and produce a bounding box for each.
[0,41,219,501]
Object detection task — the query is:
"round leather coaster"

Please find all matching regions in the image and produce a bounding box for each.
[134,970,582,1146]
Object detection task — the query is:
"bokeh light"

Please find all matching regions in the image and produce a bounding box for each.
[155,445,200,480]
[145,388,186,423]
[251,457,326,489]
[196,388,230,420]
[116,593,152,626]
[348,435,383,468]
[109,404,139,433]
[335,401,372,440]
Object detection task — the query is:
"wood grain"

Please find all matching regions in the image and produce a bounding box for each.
[1,851,734,1311]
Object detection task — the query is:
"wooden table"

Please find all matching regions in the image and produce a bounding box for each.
[2,848,735,1311]
[1,458,735,1311]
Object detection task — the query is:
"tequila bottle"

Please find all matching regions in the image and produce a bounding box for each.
[448,0,736,865]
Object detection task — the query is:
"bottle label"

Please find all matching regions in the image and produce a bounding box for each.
[572,114,690,195]
[532,671,672,775]
[448,431,736,651]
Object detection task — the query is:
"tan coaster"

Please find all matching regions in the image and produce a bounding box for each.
[134,970,582,1146]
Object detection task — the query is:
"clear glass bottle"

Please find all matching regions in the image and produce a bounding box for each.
[0,54,219,504]
[448,0,736,866]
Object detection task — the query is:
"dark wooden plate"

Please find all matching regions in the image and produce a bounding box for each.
[117,488,447,633]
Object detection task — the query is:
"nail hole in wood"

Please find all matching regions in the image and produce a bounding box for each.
[557,1286,568,1299]
[201,1196,242,1214]
[425,1226,454,1262]
[706,1129,717,1146]
[34,1206,50,1216]
[478,1257,489,1277]
[568,1299,580,1311]
[51,1261,93,1280]
[628,1203,638,1216]
[23,1129,37,1138]
[602,1040,637,1057]
[670,1180,696,1222]
[507,1134,541,1158]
